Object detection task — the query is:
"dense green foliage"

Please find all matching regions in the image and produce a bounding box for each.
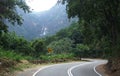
[74,44,89,57]
[0,0,83,62]
[62,0,120,57]
[48,22,106,58]
[60,0,120,73]
[0,32,78,64]
[47,38,74,54]
[2,0,120,70]
[0,48,31,61]
[31,39,47,57]
[0,32,34,56]
[55,23,83,44]
[45,23,83,45]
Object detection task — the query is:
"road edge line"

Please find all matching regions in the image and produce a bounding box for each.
[68,62,103,76]
[32,65,54,76]
[94,65,102,76]
[32,62,76,76]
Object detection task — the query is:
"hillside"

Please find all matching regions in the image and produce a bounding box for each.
[8,4,76,40]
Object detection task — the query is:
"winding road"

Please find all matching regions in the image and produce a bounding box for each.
[33,59,107,76]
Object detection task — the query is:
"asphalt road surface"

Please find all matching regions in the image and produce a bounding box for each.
[33,59,107,76]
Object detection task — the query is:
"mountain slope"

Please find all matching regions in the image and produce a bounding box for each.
[9,4,76,40]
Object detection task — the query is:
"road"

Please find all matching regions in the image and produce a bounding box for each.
[33,59,107,76]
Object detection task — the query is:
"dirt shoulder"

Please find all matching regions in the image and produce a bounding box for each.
[96,64,110,76]
[15,63,52,76]
[96,63,120,76]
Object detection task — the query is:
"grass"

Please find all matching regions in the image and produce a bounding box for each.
[0,48,22,60]
[0,48,32,61]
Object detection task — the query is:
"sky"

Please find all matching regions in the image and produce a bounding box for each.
[26,0,58,12]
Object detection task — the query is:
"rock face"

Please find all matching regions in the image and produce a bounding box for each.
[9,4,76,40]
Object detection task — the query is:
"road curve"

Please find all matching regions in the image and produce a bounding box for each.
[33,59,107,76]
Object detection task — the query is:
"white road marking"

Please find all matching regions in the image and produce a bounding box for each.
[32,62,80,76]
[67,62,90,76]
[67,62,103,76]
[94,60,108,76]
[33,60,105,76]
[94,65,102,76]
[33,65,54,76]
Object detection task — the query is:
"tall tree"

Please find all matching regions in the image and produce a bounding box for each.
[62,0,120,57]
[0,0,30,34]
[61,0,120,73]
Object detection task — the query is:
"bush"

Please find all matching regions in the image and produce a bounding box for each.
[47,38,74,54]
[31,39,47,57]
[0,32,34,56]
[74,44,89,58]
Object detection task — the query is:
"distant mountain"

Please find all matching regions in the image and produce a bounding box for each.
[8,4,77,40]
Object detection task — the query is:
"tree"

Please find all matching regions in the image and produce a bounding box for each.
[32,39,46,57]
[47,38,74,54]
[61,0,120,73]
[0,0,30,34]
[55,22,83,45]
[55,29,68,40]
[0,32,34,56]
[62,0,120,57]
[74,44,89,58]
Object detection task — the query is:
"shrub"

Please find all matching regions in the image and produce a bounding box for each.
[47,38,74,54]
